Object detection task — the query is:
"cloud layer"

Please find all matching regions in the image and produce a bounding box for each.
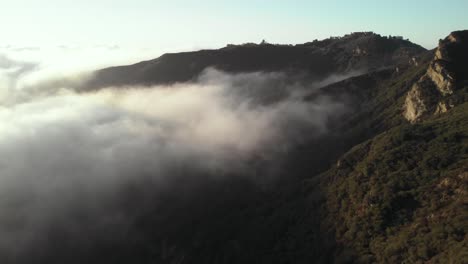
[0,58,346,260]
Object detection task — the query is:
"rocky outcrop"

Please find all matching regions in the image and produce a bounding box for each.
[403,84,427,123]
[430,31,468,94]
[403,75,439,123]
[403,30,468,122]
[427,61,455,95]
[434,101,453,115]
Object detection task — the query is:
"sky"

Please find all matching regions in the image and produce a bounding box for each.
[0,0,467,71]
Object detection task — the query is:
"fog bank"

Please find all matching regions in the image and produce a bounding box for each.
[0,58,347,260]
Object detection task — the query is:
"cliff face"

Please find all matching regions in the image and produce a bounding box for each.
[426,61,455,95]
[402,71,451,123]
[403,82,427,122]
[403,31,468,122]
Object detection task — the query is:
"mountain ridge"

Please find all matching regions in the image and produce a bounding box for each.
[82,32,426,90]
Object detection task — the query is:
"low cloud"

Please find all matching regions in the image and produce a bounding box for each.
[0,62,347,260]
[0,55,38,103]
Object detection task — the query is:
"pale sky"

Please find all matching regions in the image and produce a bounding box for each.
[1,0,467,71]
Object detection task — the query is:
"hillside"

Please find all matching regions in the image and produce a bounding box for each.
[319,30,468,263]
[82,32,425,89]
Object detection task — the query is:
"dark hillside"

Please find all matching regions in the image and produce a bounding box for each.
[82,32,425,90]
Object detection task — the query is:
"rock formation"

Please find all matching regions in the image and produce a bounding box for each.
[403,30,468,122]
[403,75,439,122]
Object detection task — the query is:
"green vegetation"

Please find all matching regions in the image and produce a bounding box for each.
[322,103,468,263]
[316,33,468,263]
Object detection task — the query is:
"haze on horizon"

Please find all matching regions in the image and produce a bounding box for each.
[1,0,467,73]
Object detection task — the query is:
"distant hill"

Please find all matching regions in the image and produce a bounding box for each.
[82,32,425,89]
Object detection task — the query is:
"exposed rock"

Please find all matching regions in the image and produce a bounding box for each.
[431,31,468,92]
[434,101,453,115]
[427,61,455,95]
[403,75,439,123]
[447,33,458,43]
[403,84,427,123]
[434,46,449,61]
[425,32,463,95]
[410,57,419,66]
[403,30,468,122]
